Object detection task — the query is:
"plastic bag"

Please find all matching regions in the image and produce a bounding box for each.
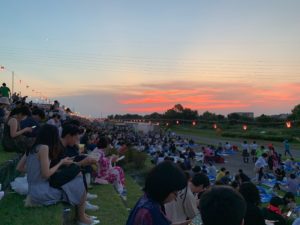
[10,176,28,195]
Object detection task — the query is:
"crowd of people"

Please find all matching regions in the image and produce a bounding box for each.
[0,90,299,225]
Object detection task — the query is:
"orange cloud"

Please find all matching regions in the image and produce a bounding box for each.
[116,81,300,114]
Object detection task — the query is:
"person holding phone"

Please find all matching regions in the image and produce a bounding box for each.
[93,136,127,199]
[2,106,33,152]
[16,124,97,225]
[262,197,287,225]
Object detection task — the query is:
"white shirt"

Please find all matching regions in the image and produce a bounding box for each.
[165,184,200,223]
[251,143,258,150]
[255,156,267,169]
[242,143,249,151]
[225,143,232,150]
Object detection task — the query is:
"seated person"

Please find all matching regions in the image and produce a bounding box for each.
[238,169,250,183]
[58,124,97,189]
[239,182,265,225]
[92,136,127,198]
[47,113,61,128]
[262,196,286,225]
[274,167,286,181]
[282,192,296,213]
[207,163,217,178]
[199,186,246,225]
[220,171,231,185]
[224,142,232,151]
[126,161,187,225]
[16,125,97,225]
[165,173,210,224]
[216,167,226,182]
[281,174,299,196]
[2,106,33,152]
[20,108,45,138]
[0,97,9,139]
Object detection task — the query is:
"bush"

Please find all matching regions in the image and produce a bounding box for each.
[221,131,295,142]
[124,148,147,169]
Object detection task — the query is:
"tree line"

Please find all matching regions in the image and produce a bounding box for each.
[107,103,300,125]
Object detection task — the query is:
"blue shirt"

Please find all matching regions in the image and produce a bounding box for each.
[20,117,40,137]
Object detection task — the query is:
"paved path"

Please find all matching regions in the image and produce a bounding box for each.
[178,133,298,178]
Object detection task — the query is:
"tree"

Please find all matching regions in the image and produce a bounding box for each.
[291,104,300,120]
[182,108,198,120]
[256,114,272,124]
[173,104,184,113]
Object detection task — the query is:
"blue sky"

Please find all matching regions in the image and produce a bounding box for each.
[1,0,300,116]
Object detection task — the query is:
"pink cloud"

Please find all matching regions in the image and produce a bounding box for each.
[117,81,300,114]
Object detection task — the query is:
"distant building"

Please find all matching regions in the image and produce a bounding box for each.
[270,114,290,120]
[231,112,254,118]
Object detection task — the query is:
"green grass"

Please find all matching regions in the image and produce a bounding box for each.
[0,175,143,225]
[171,126,300,149]
[126,175,143,209]
[0,144,18,165]
[88,184,129,225]
[0,193,63,225]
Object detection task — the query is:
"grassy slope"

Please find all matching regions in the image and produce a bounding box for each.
[0,144,18,165]
[0,175,143,225]
[0,193,63,225]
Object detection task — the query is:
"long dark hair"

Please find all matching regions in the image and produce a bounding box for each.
[144,161,187,203]
[27,124,61,160]
[239,182,261,205]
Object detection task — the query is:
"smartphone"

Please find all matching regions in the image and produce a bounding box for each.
[116,156,125,162]
[31,126,37,129]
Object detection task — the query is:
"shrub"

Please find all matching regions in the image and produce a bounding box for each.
[124,148,147,169]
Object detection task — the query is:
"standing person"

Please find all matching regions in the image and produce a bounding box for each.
[242,141,250,163]
[255,153,268,184]
[165,173,210,224]
[239,182,266,225]
[256,146,264,159]
[199,186,246,225]
[283,140,293,158]
[250,141,258,163]
[0,83,11,98]
[126,161,187,225]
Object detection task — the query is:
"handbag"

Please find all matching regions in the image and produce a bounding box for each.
[49,163,81,188]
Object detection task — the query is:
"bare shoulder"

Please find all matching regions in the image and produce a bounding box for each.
[36,145,49,154]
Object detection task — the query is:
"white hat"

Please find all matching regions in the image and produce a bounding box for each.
[0,97,10,105]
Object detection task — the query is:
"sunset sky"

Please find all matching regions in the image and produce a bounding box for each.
[1,0,300,117]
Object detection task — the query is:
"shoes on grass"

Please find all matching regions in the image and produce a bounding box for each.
[77,218,100,225]
[85,201,99,211]
[87,193,98,200]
